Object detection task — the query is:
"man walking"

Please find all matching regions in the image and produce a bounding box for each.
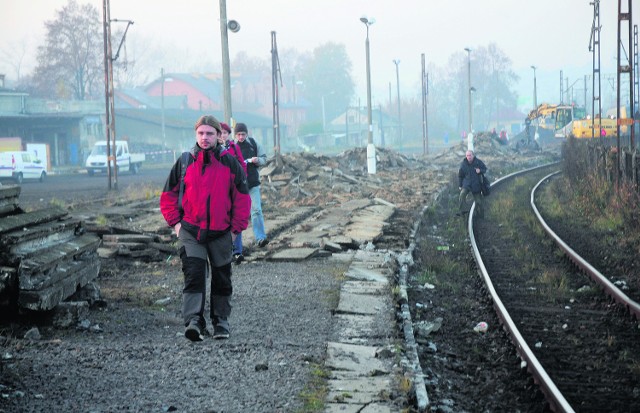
[458,149,487,218]
[160,115,250,341]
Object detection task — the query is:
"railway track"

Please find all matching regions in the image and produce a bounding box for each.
[471,165,640,412]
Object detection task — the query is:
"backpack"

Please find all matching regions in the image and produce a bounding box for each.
[480,174,491,196]
[246,137,258,160]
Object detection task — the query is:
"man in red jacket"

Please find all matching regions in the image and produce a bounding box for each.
[160,115,250,341]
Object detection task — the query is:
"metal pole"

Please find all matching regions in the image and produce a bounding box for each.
[322,95,326,133]
[361,17,376,174]
[464,48,471,133]
[531,66,538,110]
[102,0,112,191]
[161,68,165,152]
[219,0,232,124]
[393,59,402,147]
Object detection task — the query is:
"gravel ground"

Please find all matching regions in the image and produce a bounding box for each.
[0,257,346,413]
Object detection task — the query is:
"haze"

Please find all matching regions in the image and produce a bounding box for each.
[0,0,635,110]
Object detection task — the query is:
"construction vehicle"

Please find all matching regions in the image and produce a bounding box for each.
[569,106,630,138]
[526,103,586,140]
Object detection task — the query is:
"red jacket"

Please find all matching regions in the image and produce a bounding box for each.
[160,145,250,241]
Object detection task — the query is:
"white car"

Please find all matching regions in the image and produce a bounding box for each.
[0,151,47,184]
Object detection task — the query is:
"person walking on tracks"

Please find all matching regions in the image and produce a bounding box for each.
[160,115,250,341]
[457,149,487,218]
[233,122,269,254]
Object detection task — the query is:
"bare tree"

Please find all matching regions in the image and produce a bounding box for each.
[0,38,30,83]
[31,0,103,100]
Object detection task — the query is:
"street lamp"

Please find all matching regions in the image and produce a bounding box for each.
[469,86,476,150]
[464,47,472,134]
[531,65,538,110]
[219,0,240,125]
[321,91,335,133]
[392,59,402,146]
[360,16,376,174]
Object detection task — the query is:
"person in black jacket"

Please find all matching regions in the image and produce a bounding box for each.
[233,123,269,255]
[458,150,487,218]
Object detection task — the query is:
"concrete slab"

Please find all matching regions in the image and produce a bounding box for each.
[336,292,388,316]
[324,404,362,413]
[341,281,387,295]
[325,342,390,374]
[325,401,394,413]
[333,313,394,343]
[268,247,319,261]
[344,266,389,283]
[327,376,390,396]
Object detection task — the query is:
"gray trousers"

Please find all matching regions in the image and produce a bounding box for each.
[178,228,233,328]
[459,188,484,217]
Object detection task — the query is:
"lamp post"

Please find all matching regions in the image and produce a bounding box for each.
[393,59,402,146]
[468,86,476,150]
[219,0,240,125]
[360,16,376,174]
[160,68,165,150]
[464,47,472,134]
[321,91,335,133]
[531,65,538,110]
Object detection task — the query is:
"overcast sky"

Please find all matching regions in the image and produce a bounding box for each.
[0,0,636,110]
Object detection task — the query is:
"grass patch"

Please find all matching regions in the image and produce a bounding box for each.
[297,363,329,412]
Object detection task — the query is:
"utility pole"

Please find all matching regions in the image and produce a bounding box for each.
[464,48,472,133]
[161,68,165,153]
[393,59,402,147]
[360,17,376,174]
[219,0,232,125]
[421,53,428,155]
[102,0,132,191]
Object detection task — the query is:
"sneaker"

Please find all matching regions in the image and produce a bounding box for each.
[233,253,244,265]
[213,324,230,339]
[257,238,269,248]
[185,322,203,342]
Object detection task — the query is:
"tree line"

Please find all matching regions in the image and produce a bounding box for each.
[2,0,521,146]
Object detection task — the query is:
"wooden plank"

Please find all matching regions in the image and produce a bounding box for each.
[19,234,102,286]
[102,234,154,244]
[1,218,81,249]
[0,207,68,235]
[19,252,99,291]
[18,258,100,311]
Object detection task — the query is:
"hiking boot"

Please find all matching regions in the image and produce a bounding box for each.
[233,253,244,265]
[257,238,269,248]
[213,324,230,339]
[185,321,203,342]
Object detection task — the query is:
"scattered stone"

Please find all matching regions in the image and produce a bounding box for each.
[24,327,41,340]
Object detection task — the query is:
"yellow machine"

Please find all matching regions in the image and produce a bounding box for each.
[570,107,630,138]
[526,103,586,139]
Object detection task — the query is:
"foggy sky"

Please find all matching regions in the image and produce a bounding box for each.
[0,0,635,110]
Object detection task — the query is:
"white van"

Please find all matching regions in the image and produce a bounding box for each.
[0,151,47,184]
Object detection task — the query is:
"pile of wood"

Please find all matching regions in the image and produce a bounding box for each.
[0,185,101,312]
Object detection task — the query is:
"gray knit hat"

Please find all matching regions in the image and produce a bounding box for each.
[234,122,248,134]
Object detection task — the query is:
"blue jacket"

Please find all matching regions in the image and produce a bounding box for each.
[458,156,487,194]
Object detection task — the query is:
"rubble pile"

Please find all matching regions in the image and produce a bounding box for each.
[82,136,559,262]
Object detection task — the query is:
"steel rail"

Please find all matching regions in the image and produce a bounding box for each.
[531,171,640,320]
[468,163,575,413]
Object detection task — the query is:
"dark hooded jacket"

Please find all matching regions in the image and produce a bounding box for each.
[458,156,487,194]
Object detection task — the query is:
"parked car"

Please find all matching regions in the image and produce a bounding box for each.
[85,141,145,176]
[0,151,46,184]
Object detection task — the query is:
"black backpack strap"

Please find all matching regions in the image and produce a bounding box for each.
[178,152,192,216]
[248,137,258,155]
